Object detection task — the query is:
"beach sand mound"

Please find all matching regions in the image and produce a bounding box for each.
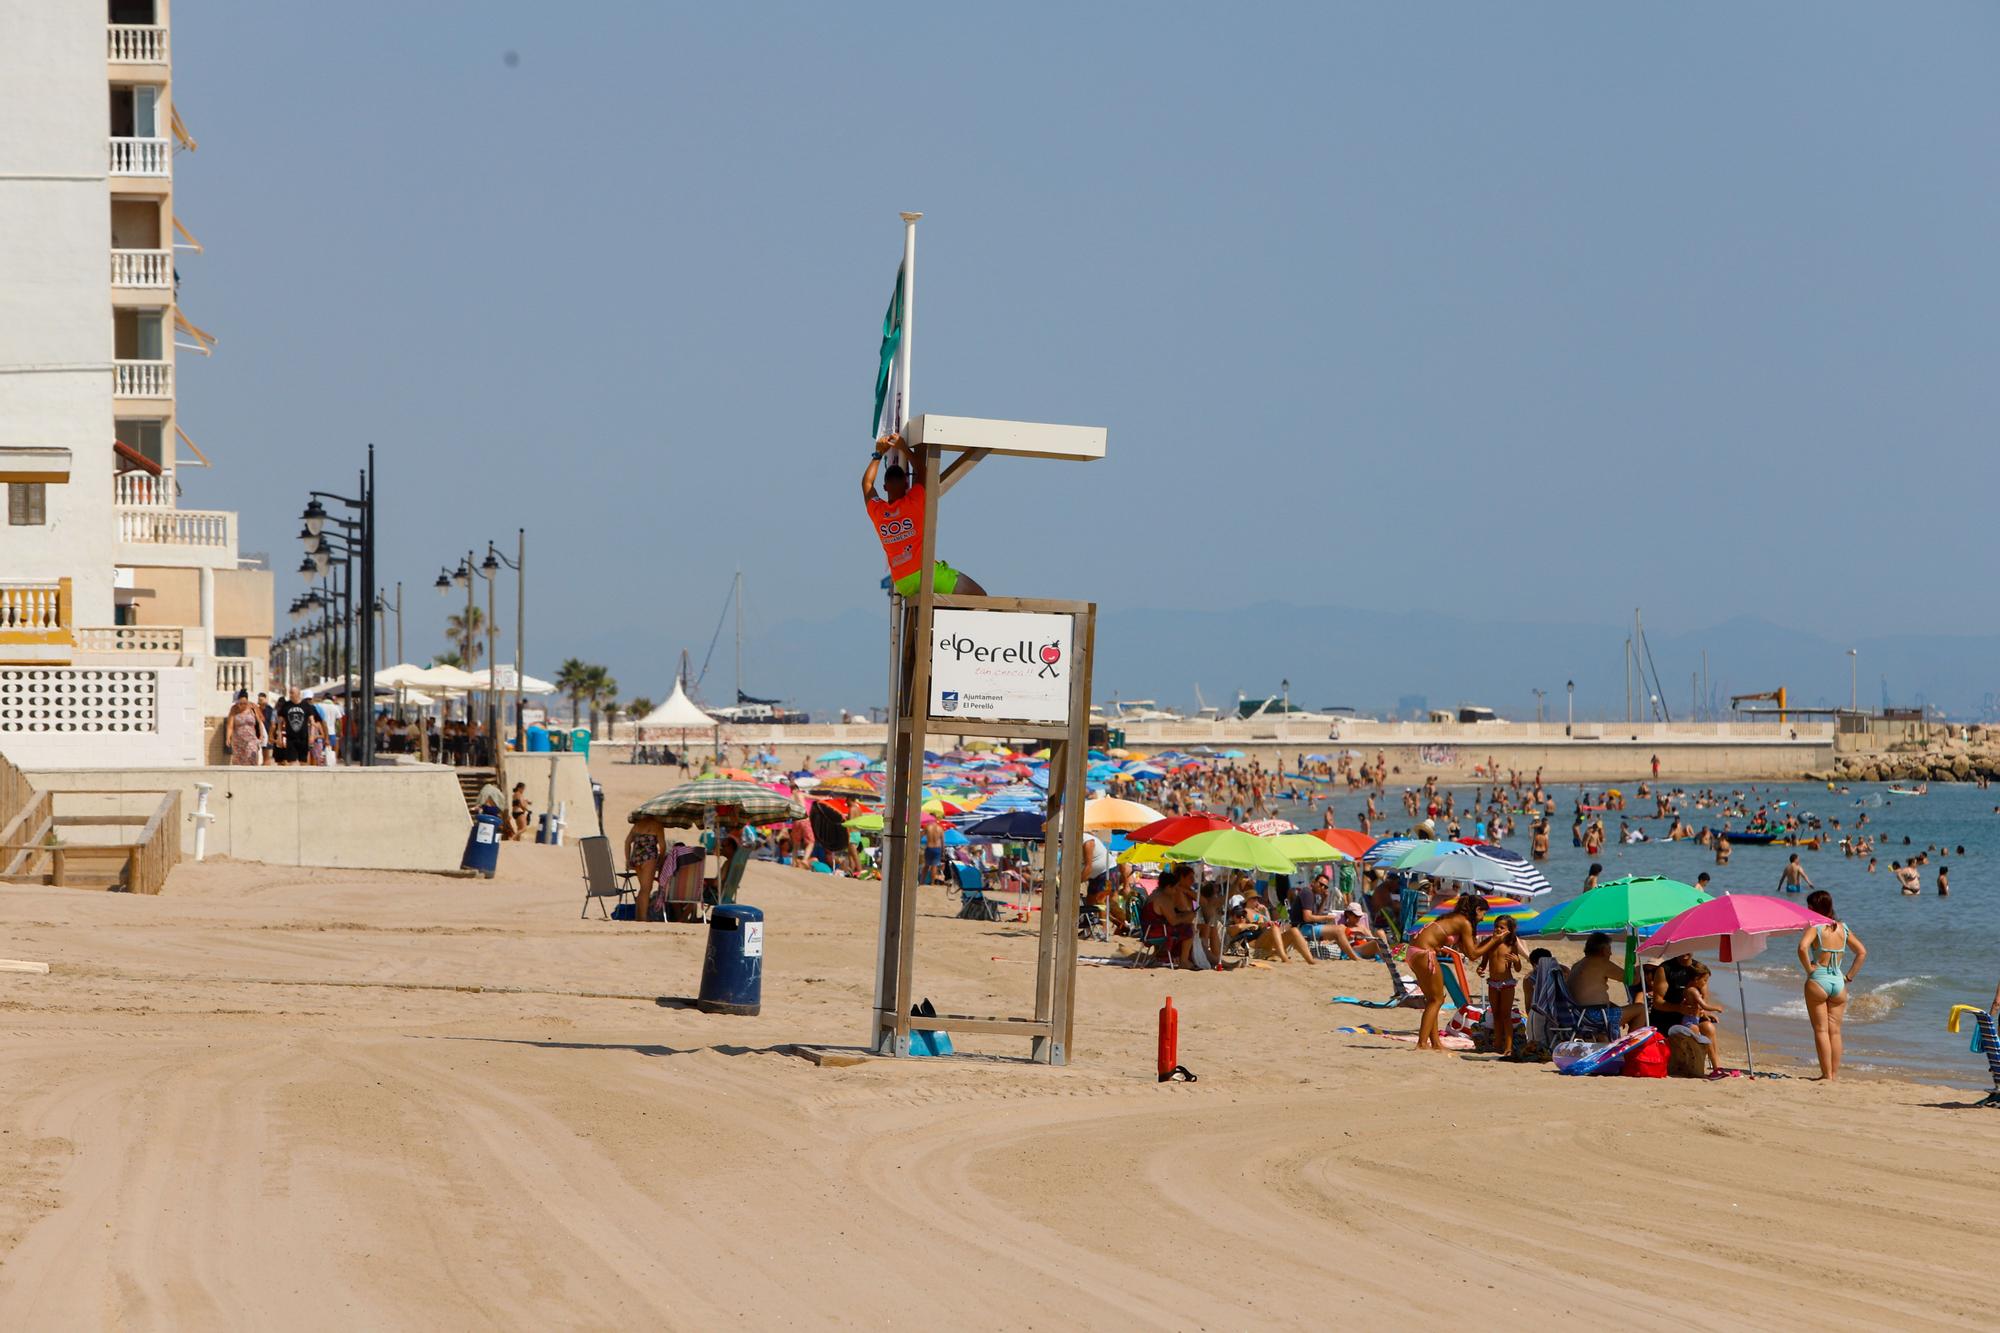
[0,763,1997,1328]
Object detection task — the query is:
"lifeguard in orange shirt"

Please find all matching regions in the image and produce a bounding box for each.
[862,432,986,597]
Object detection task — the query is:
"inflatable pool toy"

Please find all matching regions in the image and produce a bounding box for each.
[1559,1026,1658,1077]
[1946,1005,2000,1107]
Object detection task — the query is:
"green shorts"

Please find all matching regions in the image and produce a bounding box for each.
[893,561,960,597]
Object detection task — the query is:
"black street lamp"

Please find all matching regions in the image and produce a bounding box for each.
[299,445,376,765]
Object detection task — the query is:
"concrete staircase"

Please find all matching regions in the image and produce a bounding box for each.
[455,768,497,814]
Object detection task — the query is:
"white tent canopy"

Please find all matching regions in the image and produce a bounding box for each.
[375,663,431,690]
[636,680,718,729]
[390,663,483,694]
[468,666,558,694]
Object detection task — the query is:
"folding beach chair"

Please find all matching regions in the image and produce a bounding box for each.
[954,862,1002,921]
[1946,1006,2000,1107]
[1532,965,1622,1045]
[661,844,707,923]
[1330,945,1424,1009]
[577,835,634,919]
[704,843,752,909]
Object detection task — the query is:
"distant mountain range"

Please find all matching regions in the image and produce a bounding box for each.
[739,604,2000,723]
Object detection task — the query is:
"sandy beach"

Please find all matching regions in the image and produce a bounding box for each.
[1,762,1997,1330]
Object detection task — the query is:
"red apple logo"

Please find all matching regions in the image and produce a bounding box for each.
[1038,642,1061,678]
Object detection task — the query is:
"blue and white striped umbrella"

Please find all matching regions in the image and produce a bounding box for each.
[1403,850,1553,899]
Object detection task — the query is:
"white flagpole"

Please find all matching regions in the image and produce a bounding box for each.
[875,211,922,1048]
[897,211,920,431]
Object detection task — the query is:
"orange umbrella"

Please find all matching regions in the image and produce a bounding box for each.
[1312,827,1377,859]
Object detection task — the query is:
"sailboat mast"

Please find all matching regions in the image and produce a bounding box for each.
[734,569,743,704]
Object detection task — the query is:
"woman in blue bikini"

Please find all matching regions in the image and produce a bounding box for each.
[1798,889,1867,1081]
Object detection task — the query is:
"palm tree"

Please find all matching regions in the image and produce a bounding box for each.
[582,666,618,735]
[445,606,492,668]
[625,697,654,739]
[556,658,591,728]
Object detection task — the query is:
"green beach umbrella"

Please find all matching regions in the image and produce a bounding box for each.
[843,812,885,832]
[1260,833,1349,866]
[631,778,804,828]
[1527,876,1711,938]
[1164,828,1299,875]
[1525,875,1712,991]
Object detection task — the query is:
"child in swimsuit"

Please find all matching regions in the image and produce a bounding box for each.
[1481,916,1522,1056]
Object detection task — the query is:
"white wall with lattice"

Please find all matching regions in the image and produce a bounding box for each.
[0,666,203,766]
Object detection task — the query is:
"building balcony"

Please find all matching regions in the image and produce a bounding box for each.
[215,657,256,697]
[116,506,235,559]
[114,360,171,398]
[115,466,176,509]
[109,136,170,179]
[108,24,169,65]
[111,248,172,290]
[0,580,73,665]
[74,625,186,664]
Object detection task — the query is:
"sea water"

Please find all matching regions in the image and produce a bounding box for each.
[1269,779,1998,1084]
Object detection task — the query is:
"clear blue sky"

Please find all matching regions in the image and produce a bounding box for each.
[171,4,2000,710]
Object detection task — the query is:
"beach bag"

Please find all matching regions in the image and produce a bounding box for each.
[1621,1030,1669,1079]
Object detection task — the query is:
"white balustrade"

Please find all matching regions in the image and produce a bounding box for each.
[108,137,170,178]
[111,249,172,288]
[0,584,67,633]
[107,25,168,63]
[117,507,230,548]
[114,467,175,508]
[114,360,171,397]
[74,625,185,656]
[215,658,255,695]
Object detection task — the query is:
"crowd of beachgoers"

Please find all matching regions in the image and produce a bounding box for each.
[613,744,2000,1084]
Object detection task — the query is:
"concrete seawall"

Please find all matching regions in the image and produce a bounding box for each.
[603,721,1836,784]
[28,765,474,871]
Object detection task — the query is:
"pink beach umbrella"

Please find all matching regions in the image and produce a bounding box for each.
[1643,894,1833,1077]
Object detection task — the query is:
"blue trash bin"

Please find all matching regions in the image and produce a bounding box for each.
[695,904,763,1015]
[526,724,550,753]
[461,809,503,878]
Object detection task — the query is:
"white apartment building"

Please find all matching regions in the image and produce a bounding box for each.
[0,0,269,766]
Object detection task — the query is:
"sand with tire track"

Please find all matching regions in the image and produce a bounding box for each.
[1,761,1997,1329]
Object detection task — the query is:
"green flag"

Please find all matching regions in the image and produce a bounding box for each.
[873,264,903,438]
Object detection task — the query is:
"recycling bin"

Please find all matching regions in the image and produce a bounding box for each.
[461,808,503,878]
[695,904,764,1015]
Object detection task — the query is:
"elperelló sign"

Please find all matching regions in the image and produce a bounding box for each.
[929,608,1074,725]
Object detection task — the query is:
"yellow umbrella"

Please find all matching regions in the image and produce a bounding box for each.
[1117,842,1174,866]
[1083,797,1166,831]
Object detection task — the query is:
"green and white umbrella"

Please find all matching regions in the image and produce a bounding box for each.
[631,779,803,828]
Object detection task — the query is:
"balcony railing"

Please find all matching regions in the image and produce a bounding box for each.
[117,507,231,548]
[216,658,255,696]
[114,360,171,398]
[111,248,172,288]
[108,25,168,64]
[114,467,175,508]
[108,137,170,178]
[0,582,70,635]
[74,625,185,658]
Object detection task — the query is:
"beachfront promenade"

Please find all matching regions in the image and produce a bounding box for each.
[617,718,1840,782]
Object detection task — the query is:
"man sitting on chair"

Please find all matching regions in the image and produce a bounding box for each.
[863,433,986,598]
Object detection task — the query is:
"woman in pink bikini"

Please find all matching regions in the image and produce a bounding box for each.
[1403,894,1500,1050]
